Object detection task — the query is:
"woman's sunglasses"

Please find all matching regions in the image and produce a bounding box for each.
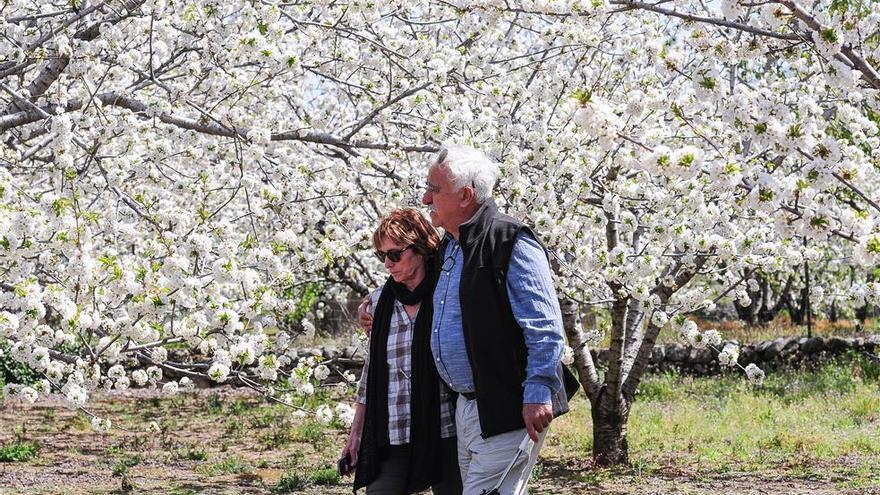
[374,245,413,263]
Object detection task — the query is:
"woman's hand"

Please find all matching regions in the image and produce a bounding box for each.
[358,297,373,336]
[340,403,367,474]
[340,430,360,472]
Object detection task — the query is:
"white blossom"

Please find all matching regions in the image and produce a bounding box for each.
[315,404,334,425]
[561,346,575,366]
[718,344,740,367]
[745,363,765,386]
[91,416,112,433]
[313,364,331,381]
[208,363,230,383]
[335,403,355,427]
[162,381,179,396]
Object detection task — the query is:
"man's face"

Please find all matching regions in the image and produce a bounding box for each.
[422,165,462,231]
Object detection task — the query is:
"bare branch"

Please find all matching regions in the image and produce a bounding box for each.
[609,0,800,41]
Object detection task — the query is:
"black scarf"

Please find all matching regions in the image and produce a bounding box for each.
[353,263,442,493]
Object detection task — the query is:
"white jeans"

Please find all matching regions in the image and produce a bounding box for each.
[456,395,547,495]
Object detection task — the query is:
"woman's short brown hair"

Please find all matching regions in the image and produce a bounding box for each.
[372,208,440,257]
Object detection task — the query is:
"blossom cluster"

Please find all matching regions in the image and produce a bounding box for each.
[1,0,878,419]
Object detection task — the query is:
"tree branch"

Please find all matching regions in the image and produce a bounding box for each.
[0,92,440,153]
[609,0,800,41]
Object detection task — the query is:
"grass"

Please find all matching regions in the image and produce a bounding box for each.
[3,342,880,494]
[294,421,326,445]
[0,441,40,462]
[306,467,340,485]
[549,353,880,474]
[111,456,142,477]
[179,447,208,461]
[195,455,253,476]
[272,472,306,493]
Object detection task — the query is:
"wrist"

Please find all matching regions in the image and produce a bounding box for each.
[523,383,552,404]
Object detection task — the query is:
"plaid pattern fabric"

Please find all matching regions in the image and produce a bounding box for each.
[357,289,456,444]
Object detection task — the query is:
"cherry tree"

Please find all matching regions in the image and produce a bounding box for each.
[1,0,878,464]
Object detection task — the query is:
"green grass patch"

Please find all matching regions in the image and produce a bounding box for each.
[111,456,142,477]
[0,441,40,462]
[306,467,340,485]
[178,447,208,461]
[229,398,258,415]
[105,444,125,456]
[550,355,880,473]
[205,394,223,412]
[195,455,252,476]
[272,472,306,493]
[293,421,325,444]
[259,427,294,450]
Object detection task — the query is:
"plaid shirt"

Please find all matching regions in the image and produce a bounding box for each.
[356,288,456,444]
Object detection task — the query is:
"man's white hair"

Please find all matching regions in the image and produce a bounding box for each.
[431,144,498,203]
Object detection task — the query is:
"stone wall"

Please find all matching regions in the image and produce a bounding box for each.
[592,335,880,375]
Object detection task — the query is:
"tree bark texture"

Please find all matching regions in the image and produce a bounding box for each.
[591,387,630,466]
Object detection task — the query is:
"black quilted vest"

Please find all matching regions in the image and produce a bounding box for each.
[437,199,570,438]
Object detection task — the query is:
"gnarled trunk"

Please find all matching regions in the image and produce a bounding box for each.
[591,389,630,466]
[559,297,630,465]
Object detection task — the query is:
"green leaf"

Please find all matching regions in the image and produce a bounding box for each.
[819,28,839,44]
[572,88,592,105]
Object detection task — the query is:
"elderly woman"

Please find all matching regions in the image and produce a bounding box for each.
[342,208,461,495]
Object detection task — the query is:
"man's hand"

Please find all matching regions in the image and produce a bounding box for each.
[522,403,553,442]
[357,297,373,336]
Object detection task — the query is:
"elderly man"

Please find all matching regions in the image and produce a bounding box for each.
[422,145,568,494]
[360,145,569,494]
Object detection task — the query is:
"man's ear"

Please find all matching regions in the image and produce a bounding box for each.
[459,186,477,207]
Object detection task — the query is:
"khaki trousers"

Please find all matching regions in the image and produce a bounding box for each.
[455,395,547,495]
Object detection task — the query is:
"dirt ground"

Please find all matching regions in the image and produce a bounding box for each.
[1,388,878,495]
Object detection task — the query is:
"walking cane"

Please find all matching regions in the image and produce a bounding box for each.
[479,433,534,495]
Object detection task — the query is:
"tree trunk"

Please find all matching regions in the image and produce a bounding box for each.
[782,288,805,325]
[591,388,630,465]
[558,298,601,401]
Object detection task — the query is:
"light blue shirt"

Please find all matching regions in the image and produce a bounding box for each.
[430,231,564,404]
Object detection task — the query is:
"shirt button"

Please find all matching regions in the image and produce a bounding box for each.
[436,358,440,361]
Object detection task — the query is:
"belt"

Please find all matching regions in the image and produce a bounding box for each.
[460,391,476,400]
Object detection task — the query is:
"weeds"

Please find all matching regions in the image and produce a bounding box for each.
[0,423,40,463]
[196,456,252,476]
[230,398,256,415]
[0,441,40,462]
[549,353,880,471]
[307,467,340,485]
[294,421,325,445]
[179,447,208,461]
[111,456,142,477]
[272,472,306,493]
[205,394,223,412]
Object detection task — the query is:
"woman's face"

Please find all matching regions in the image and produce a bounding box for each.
[377,236,425,290]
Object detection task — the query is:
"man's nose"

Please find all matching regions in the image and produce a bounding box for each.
[384,257,395,269]
[422,190,431,205]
